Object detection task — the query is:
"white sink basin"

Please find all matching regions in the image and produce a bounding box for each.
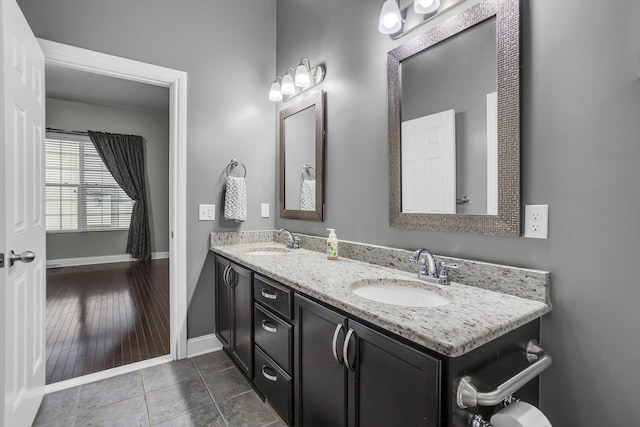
[351,279,452,308]
[243,247,290,256]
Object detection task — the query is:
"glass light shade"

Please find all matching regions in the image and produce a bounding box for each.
[295,63,311,87]
[269,80,282,101]
[414,0,440,14]
[281,73,296,95]
[378,0,402,34]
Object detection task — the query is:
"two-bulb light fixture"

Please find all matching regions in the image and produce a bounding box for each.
[269,57,325,102]
[379,0,442,38]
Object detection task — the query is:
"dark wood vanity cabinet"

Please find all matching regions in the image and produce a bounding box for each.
[294,295,441,427]
[214,255,253,379]
[214,256,541,427]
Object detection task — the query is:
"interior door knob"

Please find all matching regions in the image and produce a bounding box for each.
[9,250,36,267]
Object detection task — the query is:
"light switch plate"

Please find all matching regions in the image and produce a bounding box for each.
[524,205,548,239]
[261,203,269,218]
[199,204,215,221]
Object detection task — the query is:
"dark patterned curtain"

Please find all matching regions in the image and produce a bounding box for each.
[88,131,151,261]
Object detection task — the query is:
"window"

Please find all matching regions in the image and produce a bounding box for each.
[45,133,134,232]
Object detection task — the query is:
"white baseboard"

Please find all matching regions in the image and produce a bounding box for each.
[46,251,170,268]
[187,334,223,358]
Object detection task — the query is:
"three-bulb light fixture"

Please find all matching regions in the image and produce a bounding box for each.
[378,0,441,36]
[269,57,325,102]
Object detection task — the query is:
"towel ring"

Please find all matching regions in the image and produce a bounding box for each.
[226,159,246,178]
[301,164,315,181]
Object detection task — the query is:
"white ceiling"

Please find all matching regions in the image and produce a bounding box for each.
[45,63,169,114]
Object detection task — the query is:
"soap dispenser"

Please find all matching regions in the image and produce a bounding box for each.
[326,228,339,260]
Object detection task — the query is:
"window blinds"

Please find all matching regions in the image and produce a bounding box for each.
[45,133,134,232]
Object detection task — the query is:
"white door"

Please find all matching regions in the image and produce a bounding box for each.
[401,109,456,214]
[1,0,46,425]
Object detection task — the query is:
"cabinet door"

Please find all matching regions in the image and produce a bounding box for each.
[230,262,253,379]
[214,256,232,349]
[346,320,441,427]
[294,295,348,427]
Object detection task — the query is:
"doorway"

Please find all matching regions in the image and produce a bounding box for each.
[38,39,188,391]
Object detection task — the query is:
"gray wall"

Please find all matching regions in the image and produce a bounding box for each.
[275,0,640,425]
[17,0,278,338]
[46,98,170,260]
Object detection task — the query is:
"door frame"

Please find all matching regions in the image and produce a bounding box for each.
[38,39,189,366]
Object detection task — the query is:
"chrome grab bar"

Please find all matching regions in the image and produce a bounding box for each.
[456,340,552,409]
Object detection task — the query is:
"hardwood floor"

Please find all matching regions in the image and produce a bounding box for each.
[45,259,169,385]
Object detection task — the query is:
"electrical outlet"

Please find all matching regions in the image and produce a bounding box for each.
[524,205,548,239]
[199,204,215,221]
[261,203,269,218]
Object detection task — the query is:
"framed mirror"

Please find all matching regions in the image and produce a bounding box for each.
[279,91,325,221]
[388,0,520,235]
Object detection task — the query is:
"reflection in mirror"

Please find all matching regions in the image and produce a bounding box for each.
[388,0,520,235]
[401,17,496,215]
[279,91,324,221]
[284,106,315,210]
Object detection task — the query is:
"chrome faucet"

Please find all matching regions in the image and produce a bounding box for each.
[411,248,458,285]
[278,228,301,249]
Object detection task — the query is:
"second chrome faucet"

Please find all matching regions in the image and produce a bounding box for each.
[411,248,457,285]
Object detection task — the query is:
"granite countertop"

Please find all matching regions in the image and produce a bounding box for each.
[210,241,551,358]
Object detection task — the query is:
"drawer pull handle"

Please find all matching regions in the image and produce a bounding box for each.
[262,365,278,382]
[261,320,278,333]
[332,323,344,365]
[343,328,355,371]
[261,289,277,300]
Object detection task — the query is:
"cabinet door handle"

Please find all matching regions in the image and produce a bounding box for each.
[223,265,231,287]
[332,323,344,365]
[227,268,236,288]
[343,328,355,371]
[261,365,278,382]
[261,289,277,300]
[261,320,278,333]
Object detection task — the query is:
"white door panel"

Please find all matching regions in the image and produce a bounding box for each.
[1,0,47,425]
[401,109,456,214]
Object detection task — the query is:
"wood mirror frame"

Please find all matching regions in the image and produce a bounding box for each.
[388,0,521,235]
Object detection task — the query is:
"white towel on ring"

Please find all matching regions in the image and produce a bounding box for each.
[300,179,316,211]
[224,176,247,222]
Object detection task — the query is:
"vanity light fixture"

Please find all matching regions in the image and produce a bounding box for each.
[380,0,463,39]
[269,77,283,102]
[281,69,296,95]
[295,58,312,87]
[414,0,440,14]
[269,57,325,102]
[378,0,403,35]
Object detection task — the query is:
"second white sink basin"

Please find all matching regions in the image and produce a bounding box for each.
[351,279,452,308]
[243,247,290,256]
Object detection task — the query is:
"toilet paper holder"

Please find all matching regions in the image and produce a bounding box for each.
[456,339,552,409]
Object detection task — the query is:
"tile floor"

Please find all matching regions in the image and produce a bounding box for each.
[33,351,285,427]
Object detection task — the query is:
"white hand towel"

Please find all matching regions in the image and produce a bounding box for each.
[224,176,247,222]
[300,179,316,211]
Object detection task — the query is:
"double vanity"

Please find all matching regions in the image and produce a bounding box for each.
[210,230,551,426]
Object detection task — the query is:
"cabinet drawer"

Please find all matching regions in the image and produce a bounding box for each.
[254,346,293,426]
[254,304,292,374]
[254,275,292,319]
